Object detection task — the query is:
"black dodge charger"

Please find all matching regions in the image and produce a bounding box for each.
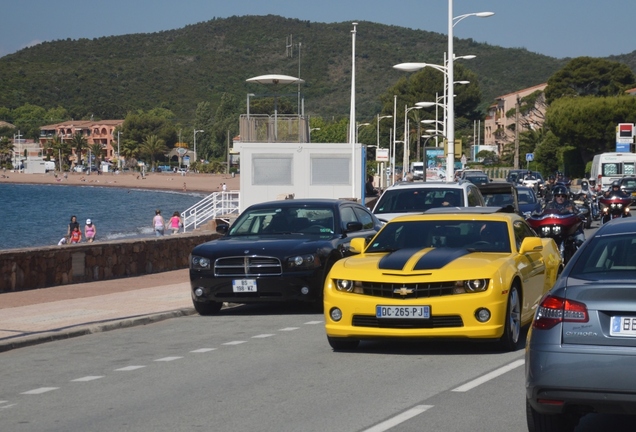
[189,199,382,314]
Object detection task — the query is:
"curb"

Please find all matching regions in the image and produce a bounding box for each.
[0,307,197,353]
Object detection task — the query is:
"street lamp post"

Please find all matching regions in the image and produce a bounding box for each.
[377,114,392,188]
[393,10,492,182]
[404,105,423,175]
[356,122,370,143]
[194,129,204,166]
[117,131,121,171]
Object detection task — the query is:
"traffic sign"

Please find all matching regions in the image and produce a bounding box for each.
[526,153,534,162]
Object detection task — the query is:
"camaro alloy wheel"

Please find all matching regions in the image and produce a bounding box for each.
[499,285,521,351]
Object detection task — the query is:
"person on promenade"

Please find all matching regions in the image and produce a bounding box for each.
[153,209,165,236]
[169,211,183,235]
[85,218,97,242]
[69,225,82,244]
[67,215,80,241]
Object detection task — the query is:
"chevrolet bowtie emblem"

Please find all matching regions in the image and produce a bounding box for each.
[394,287,414,296]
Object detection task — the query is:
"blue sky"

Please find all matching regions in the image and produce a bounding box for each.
[1,0,635,59]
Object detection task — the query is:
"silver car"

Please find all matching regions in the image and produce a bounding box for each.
[525,217,636,431]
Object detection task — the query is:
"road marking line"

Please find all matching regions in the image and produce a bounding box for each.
[21,387,59,395]
[252,334,275,338]
[155,356,183,362]
[115,366,146,371]
[452,359,525,392]
[72,376,104,382]
[191,348,216,353]
[362,405,434,432]
[0,404,17,409]
[223,341,247,345]
[0,401,7,405]
[304,321,323,325]
[279,327,300,331]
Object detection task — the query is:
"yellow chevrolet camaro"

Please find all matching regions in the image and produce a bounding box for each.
[324,208,562,351]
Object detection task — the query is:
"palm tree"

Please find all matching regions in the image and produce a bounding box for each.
[50,134,72,171]
[71,132,88,166]
[89,143,103,171]
[120,139,140,169]
[140,135,168,170]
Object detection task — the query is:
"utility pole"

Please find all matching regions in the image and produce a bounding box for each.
[514,95,520,169]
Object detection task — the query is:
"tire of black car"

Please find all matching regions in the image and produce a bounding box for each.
[192,300,223,315]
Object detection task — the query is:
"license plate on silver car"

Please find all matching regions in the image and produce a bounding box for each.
[610,316,636,337]
[376,305,430,319]
[232,279,257,293]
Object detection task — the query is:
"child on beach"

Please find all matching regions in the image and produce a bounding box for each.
[69,226,82,244]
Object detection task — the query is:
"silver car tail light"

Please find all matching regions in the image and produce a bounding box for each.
[533,295,589,330]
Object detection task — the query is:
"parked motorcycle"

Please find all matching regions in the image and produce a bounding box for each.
[599,194,632,224]
[527,208,583,264]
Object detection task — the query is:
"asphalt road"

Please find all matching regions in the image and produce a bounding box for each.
[1,299,633,432]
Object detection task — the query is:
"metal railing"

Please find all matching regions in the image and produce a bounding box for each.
[182,191,241,232]
[239,114,309,143]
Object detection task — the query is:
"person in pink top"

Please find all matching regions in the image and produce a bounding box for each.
[84,218,97,243]
[169,211,182,235]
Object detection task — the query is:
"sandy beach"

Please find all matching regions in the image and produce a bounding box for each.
[0,170,240,194]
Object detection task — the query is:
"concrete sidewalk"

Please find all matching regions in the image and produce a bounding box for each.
[0,269,195,353]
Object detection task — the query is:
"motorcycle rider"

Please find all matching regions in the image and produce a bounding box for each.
[545,184,586,246]
[589,177,601,193]
[604,180,629,198]
[542,175,557,202]
[578,180,594,200]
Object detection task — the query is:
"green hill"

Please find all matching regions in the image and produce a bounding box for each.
[3,14,629,122]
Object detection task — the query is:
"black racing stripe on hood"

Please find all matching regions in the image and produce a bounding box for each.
[413,248,471,270]
[379,248,423,270]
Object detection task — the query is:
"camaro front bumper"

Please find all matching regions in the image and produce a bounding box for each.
[324,280,509,340]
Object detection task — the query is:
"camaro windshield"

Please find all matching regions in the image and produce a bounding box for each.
[367,220,511,253]
[229,207,335,235]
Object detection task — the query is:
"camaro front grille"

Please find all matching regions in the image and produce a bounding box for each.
[359,281,457,299]
[214,256,282,277]
[352,315,463,329]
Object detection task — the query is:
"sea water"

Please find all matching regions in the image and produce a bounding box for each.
[0,183,205,250]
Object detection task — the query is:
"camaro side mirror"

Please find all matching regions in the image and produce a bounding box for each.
[349,237,367,254]
[519,236,543,254]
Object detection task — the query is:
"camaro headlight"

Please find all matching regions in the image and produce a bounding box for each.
[336,279,354,292]
[191,255,210,270]
[454,279,489,294]
[287,255,319,269]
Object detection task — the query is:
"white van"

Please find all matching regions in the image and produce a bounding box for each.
[590,152,636,189]
[44,161,56,172]
[410,161,424,180]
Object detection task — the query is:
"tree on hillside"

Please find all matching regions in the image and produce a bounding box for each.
[12,103,47,141]
[545,57,636,104]
[140,135,168,170]
[546,96,636,165]
[308,117,348,143]
[193,101,214,162]
[210,93,240,159]
[121,109,178,150]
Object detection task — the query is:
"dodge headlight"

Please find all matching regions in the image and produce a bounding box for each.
[287,255,319,269]
[191,255,210,270]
